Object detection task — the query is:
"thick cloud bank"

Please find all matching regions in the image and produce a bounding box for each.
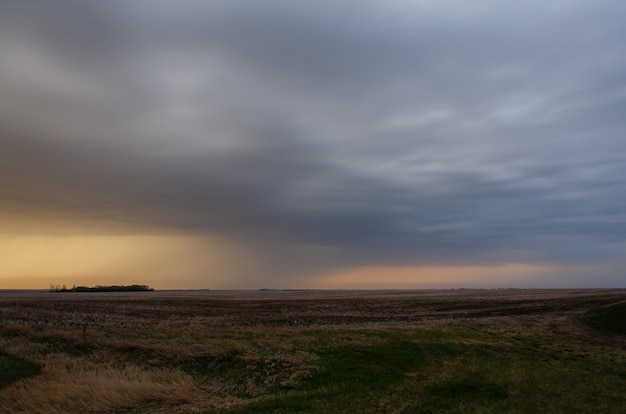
[2,1,626,286]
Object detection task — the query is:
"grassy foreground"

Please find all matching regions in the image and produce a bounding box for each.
[1,319,625,413]
[0,349,41,391]
[581,301,626,335]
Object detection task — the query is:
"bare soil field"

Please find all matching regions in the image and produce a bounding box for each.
[2,288,626,333]
[2,288,626,356]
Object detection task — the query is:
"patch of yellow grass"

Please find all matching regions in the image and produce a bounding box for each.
[0,354,203,414]
[0,324,314,413]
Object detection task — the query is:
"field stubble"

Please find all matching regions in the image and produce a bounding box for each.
[1,288,626,413]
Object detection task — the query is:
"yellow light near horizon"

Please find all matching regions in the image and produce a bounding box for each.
[0,234,226,289]
[0,233,609,290]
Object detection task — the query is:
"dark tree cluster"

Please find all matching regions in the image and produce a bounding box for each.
[49,284,154,292]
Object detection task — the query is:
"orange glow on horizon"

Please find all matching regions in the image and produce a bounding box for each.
[308,263,607,289]
[0,233,609,290]
[0,234,226,289]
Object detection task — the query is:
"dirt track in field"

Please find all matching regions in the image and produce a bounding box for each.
[2,289,626,343]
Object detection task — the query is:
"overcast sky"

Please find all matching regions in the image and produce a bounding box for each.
[2,1,626,289]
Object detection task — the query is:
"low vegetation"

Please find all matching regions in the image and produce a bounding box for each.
[49,284,154,293]
[0,349,41,390]
[581,300,626,335]
[1,290,625,413]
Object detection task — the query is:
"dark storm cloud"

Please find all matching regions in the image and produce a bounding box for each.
[2,1,626,270]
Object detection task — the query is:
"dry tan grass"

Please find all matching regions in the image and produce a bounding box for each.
[0,354,200,413]
[0,323,319,413]
[0,336,46,359]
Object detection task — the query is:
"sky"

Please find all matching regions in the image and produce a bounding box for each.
[1,1,626,289]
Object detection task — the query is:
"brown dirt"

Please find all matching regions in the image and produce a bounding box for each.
[2,289,625,343]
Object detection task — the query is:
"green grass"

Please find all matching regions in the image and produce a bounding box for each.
[231,327,626,413]
[233,331,443,413]
[582,301,626,335]
[32,335,93,356]
[2,322,626,413]
[0,349,41,390]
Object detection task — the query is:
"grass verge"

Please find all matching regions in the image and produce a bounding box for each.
[0,349,41,390]
[582,301,626,335]
[232,327,626,413]
[1,321,625,413]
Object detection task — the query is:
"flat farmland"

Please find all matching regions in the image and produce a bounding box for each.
[1,289,626,413]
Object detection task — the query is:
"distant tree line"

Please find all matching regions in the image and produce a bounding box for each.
[49,284,154,292]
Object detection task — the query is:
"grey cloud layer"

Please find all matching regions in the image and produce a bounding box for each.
[2,1,626,270]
